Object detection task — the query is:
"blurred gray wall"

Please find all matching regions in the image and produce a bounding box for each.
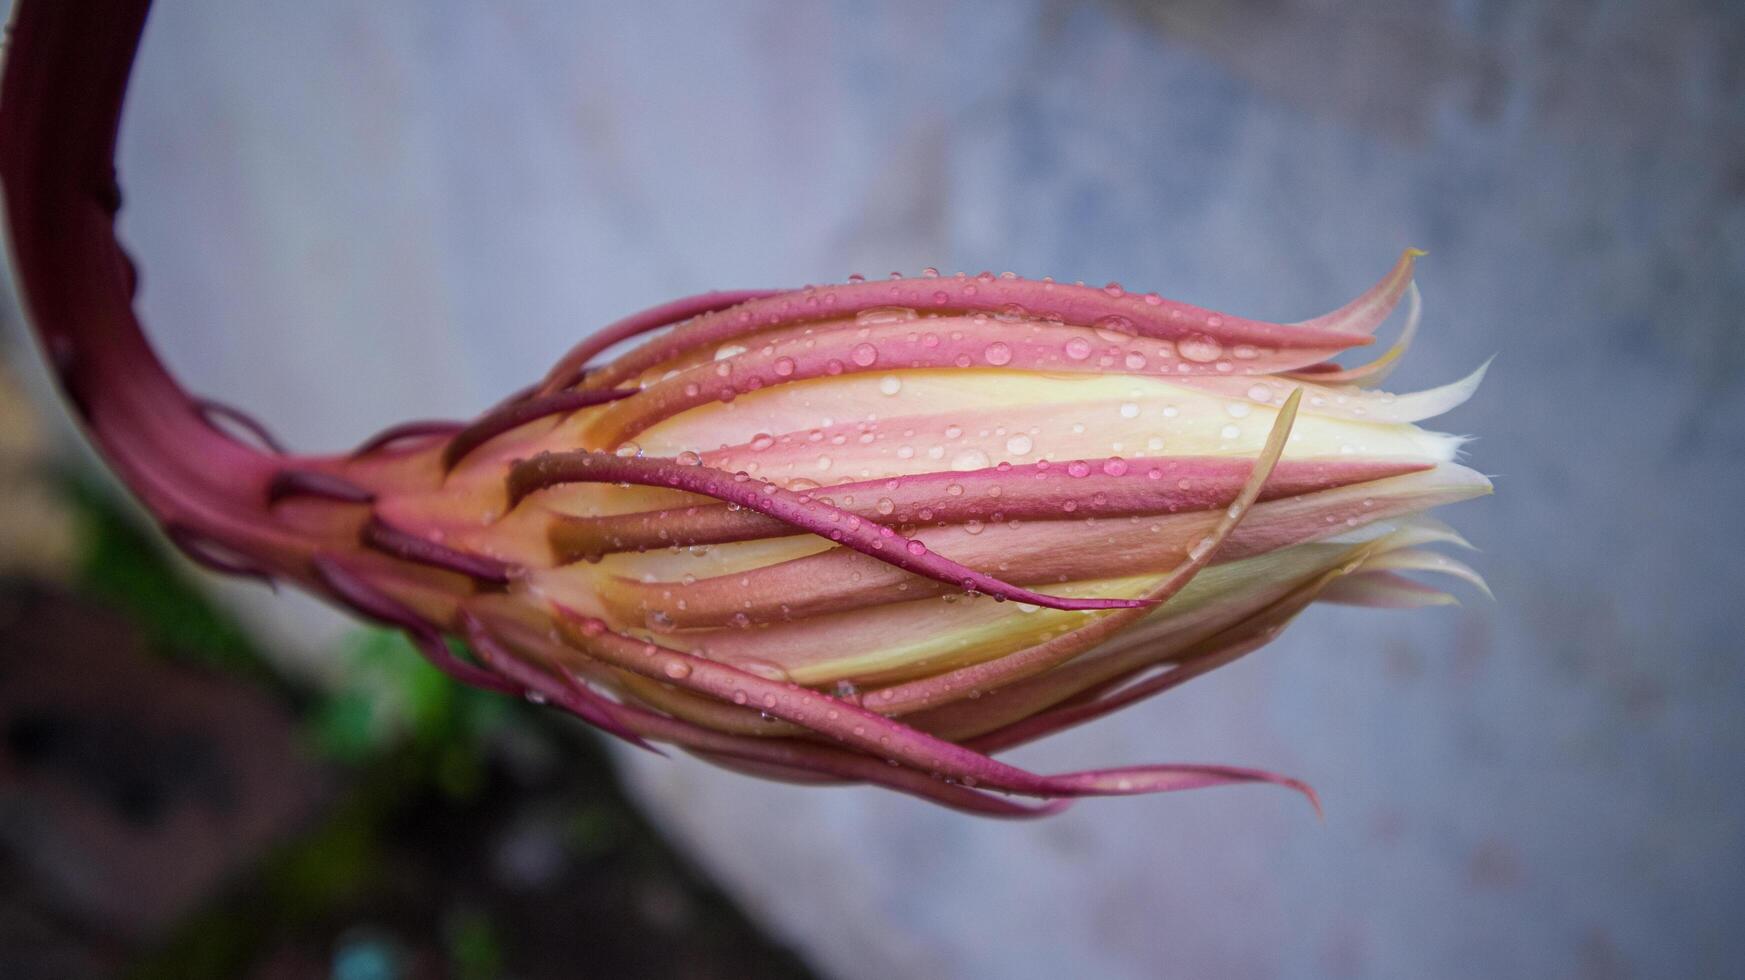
[12,1,1744,977]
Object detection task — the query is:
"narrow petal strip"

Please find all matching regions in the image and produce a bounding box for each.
[550,456,1428,561]
[510,452,1151,612]
[583,274,1376,392]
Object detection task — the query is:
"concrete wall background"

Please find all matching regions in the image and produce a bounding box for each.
[9,1,1742,976]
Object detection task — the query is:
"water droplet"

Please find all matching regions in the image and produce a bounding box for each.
[964,519,984,534]
[1123,351,1147,370]
[1119,402,1140,419]
[875,497,895,515]
[983,341,1013,366]
[663,660,692,679]
[878,374,903,395]
[1063,337,1093,361]
[1178,334,1223,363]
[950,449,991,471]
[1102,457,1128,476]
[816,455,833,471]
[1094,315,1135,340]
[773,356,796,377]
[614,441,642,458]
[1103,282,1125,297]
[1220,424,1241,440]
[1247,383,1273,402]
[851,343,879,367]
[847,273,866,283]
[1226,402,1252,418]
[1005,433,1034,456]
[1067,460,1091,478]
[525,691,548,705]
[714,344,747,361]
[905,540,928,556]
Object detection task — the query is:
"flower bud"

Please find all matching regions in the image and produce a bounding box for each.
[0,5,1487,814]
[323,254,1488,814]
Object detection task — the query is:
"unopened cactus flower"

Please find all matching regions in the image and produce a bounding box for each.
[1,1,1488,815]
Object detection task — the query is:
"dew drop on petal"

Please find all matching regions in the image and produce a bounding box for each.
[1178,334,1223,363]
[773,356,796,377]
[851,343,879,367]
[951,449,991,471]
[984,342,1013,366]
[1119,402,1140,419]
[663,660,692,680]
[1063,337,1093,361]
[1005,433,1034,456]
[1094,315,1135,340]
[878,375,903,395]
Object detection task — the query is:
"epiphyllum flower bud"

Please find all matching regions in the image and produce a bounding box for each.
[1,1,1489,815]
